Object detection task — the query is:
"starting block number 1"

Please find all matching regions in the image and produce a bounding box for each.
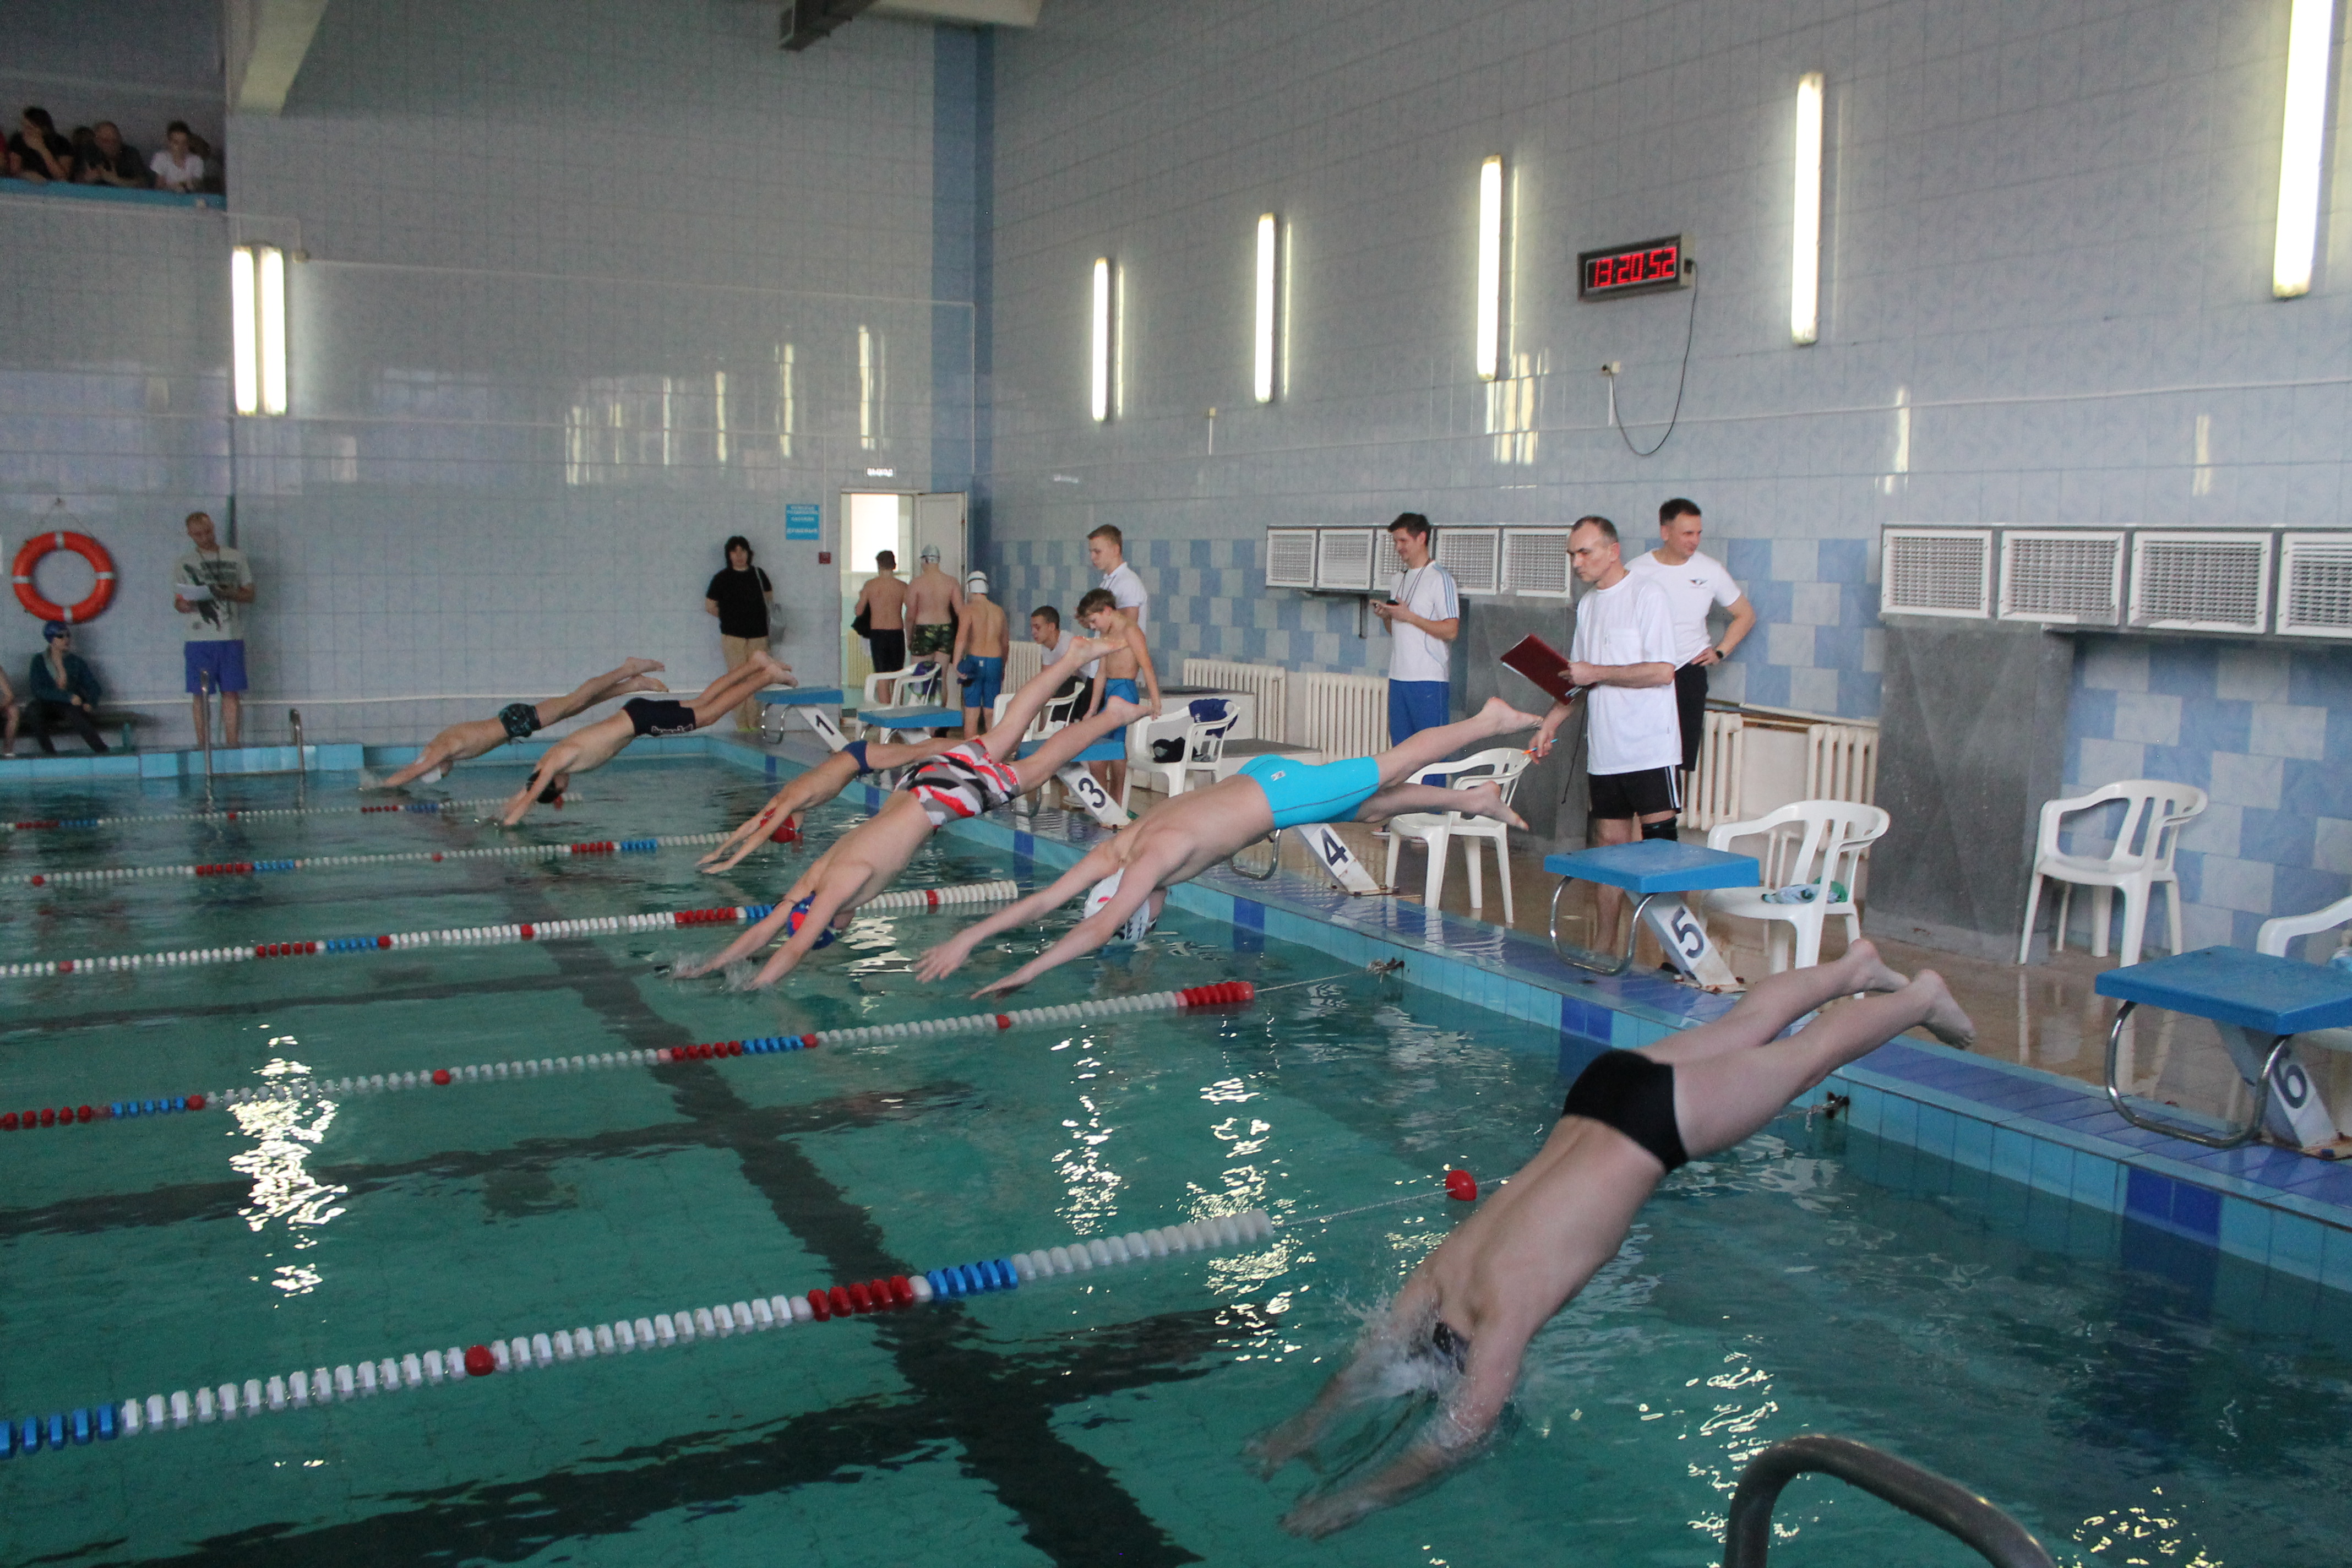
[803,709,848,752]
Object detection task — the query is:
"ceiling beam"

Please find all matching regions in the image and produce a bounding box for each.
[226,0,333,115]
[869,0,1041,24]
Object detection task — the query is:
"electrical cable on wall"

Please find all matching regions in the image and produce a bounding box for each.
[1607,264,1700,459]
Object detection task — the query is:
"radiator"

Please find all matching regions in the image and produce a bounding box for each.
[1182,658,1290,743]
[1298,672,1389,758]
[1005,638,1044,694]
[1805,723,1880,805]
[1686,710,1746,830]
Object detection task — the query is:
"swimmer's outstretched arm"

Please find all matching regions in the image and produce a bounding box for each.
[378,732,462,789]
[672,878,808,976]
[700,756,856,873]
[498,742,575,826]
[962,838,1186,998]
[912,839,1124,983]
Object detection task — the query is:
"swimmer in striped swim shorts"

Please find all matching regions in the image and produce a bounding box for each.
[912,696,1546,997]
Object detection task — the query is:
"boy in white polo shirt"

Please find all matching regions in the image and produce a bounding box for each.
[1531,515,1681,954]
[1624,498,1755,780]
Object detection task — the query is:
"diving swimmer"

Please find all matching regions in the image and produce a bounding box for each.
[375,657,668,789]
[500,654,792,826]
[670,636,1136,988]
[912,697,1543,996]
[696,732,966,874]
[1252,941,1976,1537]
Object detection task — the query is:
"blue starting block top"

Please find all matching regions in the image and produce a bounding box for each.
[759,688,845,707]
[1015,737,1124,764]
[1544,840,1760,895]
[2095,946,2352,1037]
[859,706,963,731]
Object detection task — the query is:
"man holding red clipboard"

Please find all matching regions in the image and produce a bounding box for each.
[1507,516,1681,954]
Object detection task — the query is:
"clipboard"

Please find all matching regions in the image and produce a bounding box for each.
[1500,634,1582,705]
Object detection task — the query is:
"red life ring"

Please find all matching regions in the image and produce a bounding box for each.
[13,531,116,623]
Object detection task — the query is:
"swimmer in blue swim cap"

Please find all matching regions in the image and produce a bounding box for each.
[1250,941,1974,1538]
[913,697,1544,999]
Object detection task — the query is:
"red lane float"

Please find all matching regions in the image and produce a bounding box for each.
[6,834,732,889]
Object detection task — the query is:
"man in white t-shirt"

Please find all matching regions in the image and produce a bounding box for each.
[1624,498,1755,780]
[1085,525,1148,679]
[172,510,255,749]
[1531,516,1681,953]
[1370,511,1460,749]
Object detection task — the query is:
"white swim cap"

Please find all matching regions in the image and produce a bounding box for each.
[1085,870,1159,944]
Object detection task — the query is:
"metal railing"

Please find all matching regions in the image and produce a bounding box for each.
[1722,1434,2055,1568]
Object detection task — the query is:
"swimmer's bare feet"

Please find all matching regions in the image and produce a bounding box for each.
[1447,782,1528,830]
[1909,970,1977,1047]
[1476,695,1544,733]
[620,656,665,677]
[618,674,669,694]
[1836,938,1910,996]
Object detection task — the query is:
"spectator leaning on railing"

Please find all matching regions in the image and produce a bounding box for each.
[74,122,147,188]
[9,107,74,183]
[150,121,203,193]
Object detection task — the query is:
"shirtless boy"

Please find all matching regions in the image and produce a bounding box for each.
[696,732,965,874]
[671,639,1135,990]
[1077,587,1161,802]
[853,551,910,674]
[913,698,1540,997]
[376,658,667,788]
[905,545,963,671]
[951,570,1010,738]
[499,655,791,825]
[1254,941,1975,1537]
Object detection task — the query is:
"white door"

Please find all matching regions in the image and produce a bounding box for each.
[913,492,967,582]
[840,491,913,688]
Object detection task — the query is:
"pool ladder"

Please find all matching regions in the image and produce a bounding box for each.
[1721,1435,2055,1567]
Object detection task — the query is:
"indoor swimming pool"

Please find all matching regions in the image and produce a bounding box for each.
[3,759,2349,1567]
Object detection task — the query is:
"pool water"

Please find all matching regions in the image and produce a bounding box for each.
[3,759,2350,1566]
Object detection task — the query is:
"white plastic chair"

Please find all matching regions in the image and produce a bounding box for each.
[1128,699,1239,804]
[2258,894,2352,1054]
[1379,748,1533,922]
[1703,800,1891,973]
[862,662,943,712]
[2018,779,2207,970]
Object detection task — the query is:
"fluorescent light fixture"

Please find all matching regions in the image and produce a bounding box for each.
[1792,73,1823,345]
[2274,0,2335,297]
[231,243,288,415]
[1091,257,1111,421]
[230,246,258,415]
[257,245,287,413]
[1475,156,1502,380]
[1254,213,1278,403]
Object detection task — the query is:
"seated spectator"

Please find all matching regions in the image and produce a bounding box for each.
[25,622,108,755]
[74,122,147,188]
[150,121,203,193]
[9,107,75,184]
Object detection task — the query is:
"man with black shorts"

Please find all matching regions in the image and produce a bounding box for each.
[1625,498,1754,782]
[1530,516,1681,955]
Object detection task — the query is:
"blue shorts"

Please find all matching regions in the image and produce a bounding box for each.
[1101,678,1140,750]
[1388,679,1450,785]
[1238,754,1382,830]
[184,639,248,695]
[962,656,1005,715]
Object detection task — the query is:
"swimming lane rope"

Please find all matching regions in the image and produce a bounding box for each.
[2,1207,1276,1457]
[0,879,1023,981]
[4,797,521,832]
[0,981,1257,1132]
[2,833,729,888]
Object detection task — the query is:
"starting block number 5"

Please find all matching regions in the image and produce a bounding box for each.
[1640,897,1740,989]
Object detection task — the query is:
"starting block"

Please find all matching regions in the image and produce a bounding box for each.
[1544,841,1758,987]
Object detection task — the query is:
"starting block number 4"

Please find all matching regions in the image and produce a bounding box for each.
[1301,824,1384,896]
[1640,897,1740,989]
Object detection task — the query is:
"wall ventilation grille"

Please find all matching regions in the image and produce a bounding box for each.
[1499,528,1574,597]
[1313,529,1376,592]
[2130,531,2272,634]
[1436,526,1501,595]
[2279,533,2352,639]
[1999,530,2124,625]
[1881,527,1991,618]
[1264,529,1317,590]
[1373,528,1407,584]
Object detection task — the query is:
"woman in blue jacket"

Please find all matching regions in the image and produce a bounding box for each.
[26,621,108,754]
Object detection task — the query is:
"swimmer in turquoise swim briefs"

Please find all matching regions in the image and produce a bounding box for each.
[914,696,1545,997]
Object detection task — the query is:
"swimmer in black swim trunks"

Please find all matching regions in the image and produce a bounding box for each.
[1253,940,1976,1538]
[696,732,967,874]
[375,657,668,790]
[499,654,793,825]
[671,635,1137,989]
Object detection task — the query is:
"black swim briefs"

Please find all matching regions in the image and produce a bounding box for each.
[1560,1049,1689,1171]
[498,702,542,742]
[623,697,698,739]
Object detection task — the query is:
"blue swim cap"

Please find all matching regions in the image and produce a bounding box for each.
[787,896,837,950]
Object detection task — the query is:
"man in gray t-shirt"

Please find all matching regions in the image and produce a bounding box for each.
[172,510,255,748]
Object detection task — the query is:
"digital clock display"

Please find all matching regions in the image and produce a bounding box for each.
[1578,236,1689,300]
